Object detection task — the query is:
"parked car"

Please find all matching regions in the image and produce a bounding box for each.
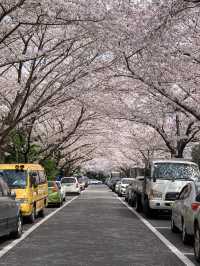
[193,203,200,262]
[109,177,121,191]
[88,179,102,185]
[115,181,122,194]
[171,181,200,244]
[56,181,65,201]
[0,163,48,223]
[61,177,81,195]
[48,181,63,207]
[118,178,134,196]
[0,177,22,239]
[77,177,86,191]
[129,159,200,217]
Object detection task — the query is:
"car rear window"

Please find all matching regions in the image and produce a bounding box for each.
[61,178,75,184]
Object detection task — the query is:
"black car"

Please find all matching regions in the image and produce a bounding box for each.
[0,177,22,239]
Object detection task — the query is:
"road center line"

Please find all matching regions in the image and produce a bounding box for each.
[117,197,195,266]
[0,196,79,259]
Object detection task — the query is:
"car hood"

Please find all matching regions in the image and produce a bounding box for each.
[152,179,191,194]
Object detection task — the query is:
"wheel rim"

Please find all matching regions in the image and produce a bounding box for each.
[195,228,200,257]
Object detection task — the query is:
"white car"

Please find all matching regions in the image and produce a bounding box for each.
[119,178,134,196]
[56,181,65,201]
[61,177,81,195]
[115,181,121,194]
[171,181,200,244]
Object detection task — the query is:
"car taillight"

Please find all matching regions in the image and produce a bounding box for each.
[191,203,200,211]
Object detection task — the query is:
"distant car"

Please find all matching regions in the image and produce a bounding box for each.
[118,178,134,196]
[88,179,102,185]
[171,181,200,244]
[115,181,121,194]
[61,177,81,195]
[56,181,65,201]
[0,177,22,239]
[48,181,63,207]
[77,177,86,191]
[109,177,121,191]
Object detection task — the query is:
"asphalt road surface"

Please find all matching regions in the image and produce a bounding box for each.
[0,185,198,266]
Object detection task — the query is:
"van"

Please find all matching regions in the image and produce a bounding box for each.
[0,164,48,223]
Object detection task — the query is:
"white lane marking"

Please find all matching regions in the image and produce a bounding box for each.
[0,196,78,259]
[155,227,171,229]
[118,197,195,266]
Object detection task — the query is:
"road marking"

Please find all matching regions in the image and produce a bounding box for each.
[0,196,78,259]
[118,197,195,266]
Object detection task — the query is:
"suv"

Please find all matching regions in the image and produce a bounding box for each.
[0,177,22,238]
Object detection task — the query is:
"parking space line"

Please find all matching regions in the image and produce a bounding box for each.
[118,197,195,266]
[0,196,79,259]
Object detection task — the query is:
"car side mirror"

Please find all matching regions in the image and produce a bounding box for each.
[10,191,16,200]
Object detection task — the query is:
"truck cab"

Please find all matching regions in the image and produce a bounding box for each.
[133,159,200,217]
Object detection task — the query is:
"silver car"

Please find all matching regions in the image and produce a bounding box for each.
[0,177,22,238]
[171,181,200,244]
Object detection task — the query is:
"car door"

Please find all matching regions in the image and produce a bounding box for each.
[1,180,18,231]
[0,179,7,236]
[174,186,188,230]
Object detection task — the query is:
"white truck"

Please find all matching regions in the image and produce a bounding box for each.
[130,159,200,217]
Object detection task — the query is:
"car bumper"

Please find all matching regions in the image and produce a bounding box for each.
[64,188,80,194]
[149,199,174,210]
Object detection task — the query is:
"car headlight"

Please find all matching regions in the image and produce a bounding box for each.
[150,190,162,199]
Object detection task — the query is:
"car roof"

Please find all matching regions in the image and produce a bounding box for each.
[151,159,197,165]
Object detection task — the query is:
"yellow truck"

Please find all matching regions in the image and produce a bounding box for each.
[0,164,48,223]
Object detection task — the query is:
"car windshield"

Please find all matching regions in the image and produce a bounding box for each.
[122,179,133,184]
[0,169,27,188]
[61,178,75,184]
[153,163,200,180]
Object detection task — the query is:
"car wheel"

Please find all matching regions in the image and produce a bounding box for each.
[171,216,179,233]
[194,223,200,262]
[28,207,36,223]
[10,215,23,239]
[39,208,45,218]
[143,198,152,218]
[182,219,190,244]
[135,194,142,212]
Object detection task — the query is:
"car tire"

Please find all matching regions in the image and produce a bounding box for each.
[28,207,36,223]
[131,194,136,207]
[171,217,179,233]
[10,215,23,239]
[182,219,190,244]
[39,208,45,218]
[135,194,142,213]
[194,223,200,262]
[143,198,152,218]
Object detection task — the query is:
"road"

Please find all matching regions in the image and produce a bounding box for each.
[0,185,198,266]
